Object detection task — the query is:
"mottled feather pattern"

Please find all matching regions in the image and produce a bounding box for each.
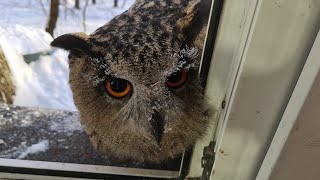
[52,0,213,163]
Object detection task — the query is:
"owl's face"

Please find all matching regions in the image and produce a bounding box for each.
[52,0,213,163]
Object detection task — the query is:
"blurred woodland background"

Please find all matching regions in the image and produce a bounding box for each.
[46,0,129,36]
[0,0,134,110]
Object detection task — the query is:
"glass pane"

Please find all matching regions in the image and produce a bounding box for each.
[0,0,214,178]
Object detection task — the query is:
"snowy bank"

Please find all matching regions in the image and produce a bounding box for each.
[0,0,134,110]
[0,36,76,111]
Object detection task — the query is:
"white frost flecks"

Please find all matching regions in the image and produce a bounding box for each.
[0,140,49,159]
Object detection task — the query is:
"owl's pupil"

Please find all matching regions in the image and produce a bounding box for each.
[110,79,127,92]
[167,70,182,83]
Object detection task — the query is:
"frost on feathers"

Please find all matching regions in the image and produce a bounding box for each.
[85,46,199,86]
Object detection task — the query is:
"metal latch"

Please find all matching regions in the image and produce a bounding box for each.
[201,141,216,180]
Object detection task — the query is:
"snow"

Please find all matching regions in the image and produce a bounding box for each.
[0,139,6,145]
[0,25,53,55]
[49,113,83,135]
[17,140,49,159]
[1,40,76,110]
[0,0,134,110]
[0,0,134,37]
[0,140,49,159]
[0,103,85,160]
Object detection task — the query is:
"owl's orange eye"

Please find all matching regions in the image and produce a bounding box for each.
[105,77,132,98]
[166,68,188,88]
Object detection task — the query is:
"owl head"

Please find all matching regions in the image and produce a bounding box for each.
[51,0,213,163]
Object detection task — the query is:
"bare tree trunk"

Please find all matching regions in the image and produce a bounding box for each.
[75,0,80,9]
[114,0,118,7]
[46,0,59,37]
[92,0,96,4]
[82,0,89,32]
[39,0,48,16]
[121,0,126,8]
[0,48,15,104]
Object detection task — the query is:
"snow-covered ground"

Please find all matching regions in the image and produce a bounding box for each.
[0,0,134,111]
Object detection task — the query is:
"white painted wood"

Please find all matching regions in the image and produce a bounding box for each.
[0,158,179,179]
[268,63,320,179]
[210,0,320,179]
[187,0,260,177]
[256,29,320,180]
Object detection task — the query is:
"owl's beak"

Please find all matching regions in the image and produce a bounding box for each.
[150,110,164,144]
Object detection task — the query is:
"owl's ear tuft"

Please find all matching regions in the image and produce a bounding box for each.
[51,32,91,52]
[176,1,201,32]
[178,0,212,48]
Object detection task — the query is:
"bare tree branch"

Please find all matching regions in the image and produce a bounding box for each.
[82,0,89,32]
[39,0,48,16]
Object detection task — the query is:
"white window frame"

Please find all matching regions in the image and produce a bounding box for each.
[208,0,320,179]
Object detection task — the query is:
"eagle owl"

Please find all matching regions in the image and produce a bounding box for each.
[51,0,212,163]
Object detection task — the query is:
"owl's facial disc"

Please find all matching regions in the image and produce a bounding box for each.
[102,67,190,144]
